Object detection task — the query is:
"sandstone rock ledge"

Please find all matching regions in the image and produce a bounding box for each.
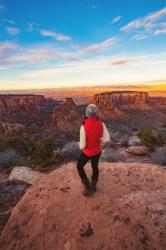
[0,162,166,250]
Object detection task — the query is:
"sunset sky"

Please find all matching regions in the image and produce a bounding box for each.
[0,0,166,90]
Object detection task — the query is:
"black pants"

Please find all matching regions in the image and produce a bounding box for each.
[77,151,101,181]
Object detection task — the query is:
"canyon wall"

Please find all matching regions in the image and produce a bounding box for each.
[93,91,150,119]
[52,97,83,132]
[0,95,46,113]
[0,95,58,126]
[0,122,25,136]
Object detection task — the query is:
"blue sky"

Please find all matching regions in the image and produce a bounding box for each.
[0,0,166,90]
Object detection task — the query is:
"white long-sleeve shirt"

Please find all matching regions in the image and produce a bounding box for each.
[79,122,110,149]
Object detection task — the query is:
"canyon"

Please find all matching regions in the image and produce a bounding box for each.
[0,94,60,132]
[0,91,166,135]
[0,90,166,249]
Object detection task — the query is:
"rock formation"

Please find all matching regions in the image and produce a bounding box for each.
[0,122,25,136]
[0,162,166,250]
[0,94,46,113]
[0,94,46,126]
[126,146,149,156]
[52,97,83,132]
[149,96,166,109]
[93,91,150,119]
[9,167,46,185]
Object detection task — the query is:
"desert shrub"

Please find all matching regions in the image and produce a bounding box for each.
[53,149,66,163]
[157,128,166,145]
[31,137,54,165]
[110,152,123,162]
[138,129,158,151]
[110,132,121,140]
[151,147,166,166]
[100,148,123,162]
[0,149,21,169]
[100,149,113,162]
[6,136,33,156]
[121,135,129,147]
[62,141,81,160]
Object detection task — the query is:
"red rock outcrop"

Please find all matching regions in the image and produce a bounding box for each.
[0,95,56,126]
[149,97,166,109]
[0,122,25,136]
[93,91,150,119]
[52,97,83,132]
[0,162,166,250]
[0,95,46,113]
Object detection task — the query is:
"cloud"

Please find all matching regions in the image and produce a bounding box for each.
[121,6,166,37]
[83,37,120,53]
[111,59,128,65]
[27,22,40,32]
[146,7,166,22]
[1,18,16,24]
[155,28,166,35]
[6,48,55,64]
[112,16,122,24]
[6,27,20,35]
[0,42,17,56]
[121,20,142,32]
[0,4,6,12]
[40,29,71,41]
[23,52,166,80]
[154,23,166,35]
[132,34,149,40]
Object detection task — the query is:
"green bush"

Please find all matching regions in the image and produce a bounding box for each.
[138,129,158,151]
[32,137,54,165]
[5,137,33,156]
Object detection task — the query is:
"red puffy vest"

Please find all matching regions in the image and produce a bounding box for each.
[83,117,103,157]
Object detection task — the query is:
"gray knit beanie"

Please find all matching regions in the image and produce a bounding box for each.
[86,104,98,118]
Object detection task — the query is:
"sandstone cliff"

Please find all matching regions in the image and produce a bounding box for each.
[93,91,150,119]
[0,162,165,250]
[52,97,83,132]
[0,122,25,136]
[0,95,46,113]
[0,95,57,126]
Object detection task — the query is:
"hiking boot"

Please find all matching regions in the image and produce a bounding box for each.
[81,179,93,196]
[91,177,98,192]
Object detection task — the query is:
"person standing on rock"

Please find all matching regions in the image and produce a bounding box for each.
[77,104,110,196]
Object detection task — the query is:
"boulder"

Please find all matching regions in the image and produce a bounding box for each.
[128,136,141,146]
[1,162,166,250]
[9,167,45,185]
[126,146,149,156]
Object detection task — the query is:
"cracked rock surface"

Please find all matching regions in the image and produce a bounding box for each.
[0,162,166,250]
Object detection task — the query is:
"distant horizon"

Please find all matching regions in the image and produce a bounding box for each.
[0,0,166,90]
[0,80,166,98]
[0,79,166,91]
